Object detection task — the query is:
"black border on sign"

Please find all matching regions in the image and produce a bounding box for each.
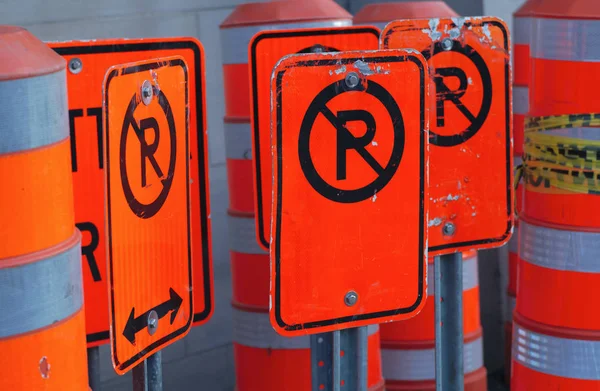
[273,55,426,332]
[383,20,513,253]
[53,41,212,346]
[104,58,192,371]
[251,27,380,250]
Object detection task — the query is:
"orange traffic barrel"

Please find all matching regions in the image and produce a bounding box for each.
[512,0,542,156]
[516,219,600,331]
[512,312,600,390]
[523,0,600,228]
[220,0,351,215]
[229,215,384,390]
[353,1,457,29]
[0,26,88,390]
[379,251,486,390]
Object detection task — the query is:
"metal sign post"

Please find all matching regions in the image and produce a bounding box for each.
[311,327,368,391]
[87,346,101,391]
[132,352,163,391]
[434,253,464,391]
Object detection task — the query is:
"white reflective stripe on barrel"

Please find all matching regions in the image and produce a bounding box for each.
[513,86,529,115]
[532,18,600,62]
[228,214,268,255]
[220,20,352,65]
[520,220,600,273]
[224,121,252,160]
[513,321,600,379]
[508,224,519,254]
[232,308,378,349]
[427,254,478,296]
[513,17,533,46]
[545,127,600,141]
[382,337,483,381]
[0,232,82,338]
[0,69,68,154]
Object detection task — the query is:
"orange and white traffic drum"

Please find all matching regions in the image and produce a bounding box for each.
[0,26,88,390]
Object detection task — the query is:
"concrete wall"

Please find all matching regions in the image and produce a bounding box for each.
[0,0,525,389]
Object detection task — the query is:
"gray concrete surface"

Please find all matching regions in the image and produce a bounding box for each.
[0,0,524,389]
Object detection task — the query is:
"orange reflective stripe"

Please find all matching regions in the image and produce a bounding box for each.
[0,139,75,258]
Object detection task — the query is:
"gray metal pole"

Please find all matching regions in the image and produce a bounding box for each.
[311,327,369,391]
[355,326,368,391]
[435,252,464,391]
[332,330,341,391]
[132,352,163,391]
[87,346,101,391]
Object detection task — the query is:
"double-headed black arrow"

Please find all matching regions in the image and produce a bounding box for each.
[123,288,183,345]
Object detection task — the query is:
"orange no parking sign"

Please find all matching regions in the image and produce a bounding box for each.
[250,26,380,250]
[50,39,213,348]
[382,17,514,255]
[270,50,430,336]
[104,58,193,373]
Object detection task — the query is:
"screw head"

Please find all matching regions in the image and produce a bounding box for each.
[141,80,153,105]
[441,38,454,51]
[147,310,158,335]
[68,58,82,74]
[345,72,360,89]
[344,291,358,306]
[442,222,456,236]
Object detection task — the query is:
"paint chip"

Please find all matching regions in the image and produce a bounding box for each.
[428,217,443,227]
[39,357,50,379]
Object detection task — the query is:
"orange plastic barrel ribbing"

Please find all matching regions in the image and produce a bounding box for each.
[380,251,486,390]
[523,1,600,229]
[353,1,457,30]
[0,26,88,390]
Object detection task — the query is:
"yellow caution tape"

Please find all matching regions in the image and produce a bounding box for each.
[523,113,600,195]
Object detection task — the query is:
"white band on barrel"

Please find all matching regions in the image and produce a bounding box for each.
[520,220,600,273]
[0,232,83,338]
[224,122,252,160]
[382,336,484,381]
[427,255,478,296]
[233,308,378,349]
[513,321,600,379]
[0,69,68,154]
[228,214,268,255]
[532,18,600,62]
[220,20,352,65]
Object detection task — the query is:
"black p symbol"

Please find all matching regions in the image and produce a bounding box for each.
[336,110,381,180]
[133,117,163,188]
[434,67,473,127]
